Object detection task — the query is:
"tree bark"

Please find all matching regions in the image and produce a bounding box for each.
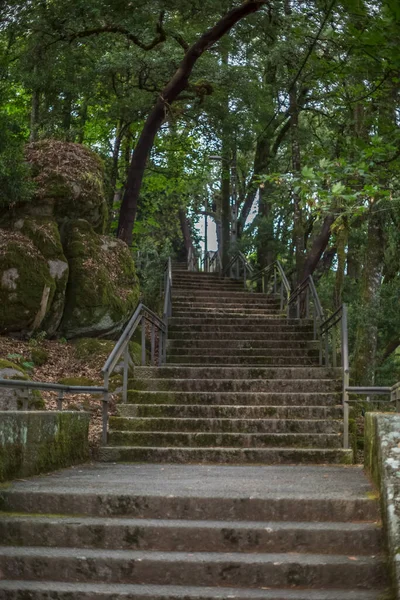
[117,0,267,245]
[353,205,385,385]
[178,208,195,258]
[301,213,335,281]
[30,89,40,142]
[290,84,305,282]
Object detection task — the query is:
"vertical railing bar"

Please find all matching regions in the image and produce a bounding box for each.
[57,390,64,411]
[141,315,146,365]
[341,304,350,449]
[151,323,156,365]
[332,325,337,368]
[123,344,129,403]
[158,330,163,367]
[102,372,109,446]
[325,332,330,367]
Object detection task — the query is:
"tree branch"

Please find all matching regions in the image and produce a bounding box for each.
[67,11,166,51]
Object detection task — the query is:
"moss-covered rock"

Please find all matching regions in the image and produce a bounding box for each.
[58,376,97,387]
[0,229,56,335]
[30,347,49,367]
[12,217,69,335]
[0,359,44,411]
[60,220,139,338]
[73,338,115,361]
[25,140,108,234]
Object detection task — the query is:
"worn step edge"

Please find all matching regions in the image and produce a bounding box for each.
[99,446,353,465]
[0,516,382,553]
[0,547,385,588]
[0,582,387,600]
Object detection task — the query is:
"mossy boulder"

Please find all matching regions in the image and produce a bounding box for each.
[24,140,108,233]
[30,347,49,367]
[73,338,115,361]
[0,359,44,411]
[60,220,139,338]
[0,229,56,335]
[13,217,69,335]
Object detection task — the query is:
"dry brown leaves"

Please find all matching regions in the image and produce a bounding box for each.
[0,335,118,453]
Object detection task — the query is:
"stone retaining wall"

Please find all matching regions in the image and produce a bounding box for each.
[0,411,89,482]
[365,412,400,598]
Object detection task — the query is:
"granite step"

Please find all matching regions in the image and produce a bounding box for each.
[99,446,353,465]
[0,516,381,554]
[0,581,386,600]
[0,547,384,588]
[116,404,343,419]
[109,416,342,434]
[107,431,343,449]
[124,391,342,406]
[132,366,341,380]
[128,379,342,393]
[166,355,318,365]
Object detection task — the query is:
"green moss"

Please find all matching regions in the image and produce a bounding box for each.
[58,376,96,387]
[73,338,115,361]
[0,412,89,482]
[60,220,139,337]
[0,230,56,333]
[0,359,25,373]
[30,347,49,366]
[109,374,123,392]
[129,341,143,366]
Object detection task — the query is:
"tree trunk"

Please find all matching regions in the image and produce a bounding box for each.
[353,206,385,385]
[107,120,126,232]
[334,222,348,308]
[290,84,305,283]
[117,0,267,245]
[301,214,335,281]
[179,208,195,258]
[30,89,40,142]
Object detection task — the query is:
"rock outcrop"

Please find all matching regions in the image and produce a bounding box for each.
[0,140,139,338]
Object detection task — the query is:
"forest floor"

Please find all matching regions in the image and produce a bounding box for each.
[0,335,119,452]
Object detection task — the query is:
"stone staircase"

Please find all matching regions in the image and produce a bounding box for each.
[0,264,390,599]
[102,266,352,464]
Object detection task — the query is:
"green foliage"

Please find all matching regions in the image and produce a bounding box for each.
[0,112,34,208]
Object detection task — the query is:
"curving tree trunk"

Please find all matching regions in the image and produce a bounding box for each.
[117,1,268,245]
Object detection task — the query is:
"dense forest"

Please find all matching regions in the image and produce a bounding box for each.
[0,0,399,386]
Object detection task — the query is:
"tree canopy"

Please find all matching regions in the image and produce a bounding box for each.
[1,0,400,385]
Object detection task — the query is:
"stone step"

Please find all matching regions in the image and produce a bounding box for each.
[172,300,281,308]
[173,299,282,308]
[0,516,381,554]
[168,339,319,350]
[0,547,384,588]
[109,416,342,434]
[173,284,246,291]
[168,330,315,340]
[173,309,283,318]
[100,446,353,465]
[167,345,318,356]
[125,391,342,406]
[133,366,341,380]
[168,318,313,327]
[0,475,378,521]
[166,356,318,366]
[0,581,386,600]
[173,291,278,300]
[117,404,343,419]
[129,379,342,393]
[107,431,343,449]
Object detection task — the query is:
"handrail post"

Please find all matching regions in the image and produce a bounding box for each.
[158,331,163,367]
[123,345,129,403]
[151,323,156,365]
[341,304,350,449]
[102,373,109,446]
[57,390,64,411]
[141,315,146,365]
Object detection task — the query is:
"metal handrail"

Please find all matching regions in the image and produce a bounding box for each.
[250,260,291,311]
[0,378,109,445]
[102,301,168,405]
[223,251,254,283]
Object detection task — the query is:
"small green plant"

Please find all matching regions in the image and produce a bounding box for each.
[6,353,34,371]
[28,331,47,348]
